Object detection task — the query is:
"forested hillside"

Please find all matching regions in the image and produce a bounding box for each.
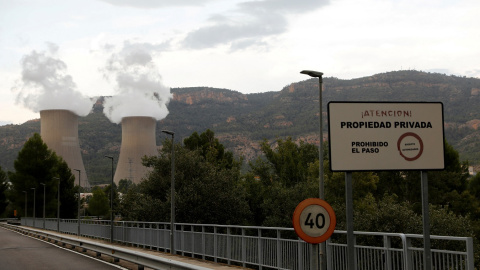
[0,70,479,184]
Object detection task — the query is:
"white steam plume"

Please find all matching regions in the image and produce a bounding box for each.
[12,43,94,116]
[102,41,172,124]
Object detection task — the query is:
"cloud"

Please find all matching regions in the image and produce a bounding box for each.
[182,0,329,50]
[102,41,172,124]
[104,40,171,69]
[12,43,95,116]
[97,0,217,8]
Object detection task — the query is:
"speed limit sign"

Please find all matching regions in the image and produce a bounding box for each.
[293,198,336,244]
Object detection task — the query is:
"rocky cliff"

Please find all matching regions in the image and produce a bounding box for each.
[1,70,479,184]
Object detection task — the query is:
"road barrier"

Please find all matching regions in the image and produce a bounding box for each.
[18,218,475,270]
[0,222,212,270]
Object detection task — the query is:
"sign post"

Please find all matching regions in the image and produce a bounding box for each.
[328,102,444,270]
[421,171,432,270]
[345,172,355,270]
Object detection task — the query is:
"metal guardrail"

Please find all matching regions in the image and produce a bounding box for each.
[0,222,211,270]
[20,218,475,270]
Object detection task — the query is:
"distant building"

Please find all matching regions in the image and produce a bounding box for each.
[469,166,476,176]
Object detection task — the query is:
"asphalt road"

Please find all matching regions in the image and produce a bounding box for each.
[0,227,124,270]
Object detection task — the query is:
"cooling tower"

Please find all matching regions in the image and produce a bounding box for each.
[40,110,89,187]
[114,116,157,185]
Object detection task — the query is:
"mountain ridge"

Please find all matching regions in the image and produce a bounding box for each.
[1,70,479,184]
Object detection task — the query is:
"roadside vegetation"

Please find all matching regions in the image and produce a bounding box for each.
[1,129,479,263]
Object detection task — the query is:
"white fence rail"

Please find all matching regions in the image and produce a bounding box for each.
[21,218,474,270]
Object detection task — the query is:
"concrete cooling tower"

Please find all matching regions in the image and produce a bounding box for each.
[40,110,89,188]
[114,116,157,185]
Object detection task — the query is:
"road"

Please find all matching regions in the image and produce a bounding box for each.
[0,226,124,270]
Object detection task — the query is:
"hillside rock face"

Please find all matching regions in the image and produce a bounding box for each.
[1,71,480,184]
[172,87,248,105]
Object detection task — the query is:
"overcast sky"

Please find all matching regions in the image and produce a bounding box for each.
[1,0,479,125]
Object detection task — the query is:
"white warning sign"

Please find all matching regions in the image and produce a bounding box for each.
[328,102,445,171]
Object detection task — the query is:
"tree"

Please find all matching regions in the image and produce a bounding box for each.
[257,137,318,187]
[0,166,8,216]
[7,133,78,218]
[56,158,78,219]
[246,137,320,226]
[104,183,120,217]
[118,179,134,194]
[183,129,239,169]
[120,129,251,225]
[87,187,110,218]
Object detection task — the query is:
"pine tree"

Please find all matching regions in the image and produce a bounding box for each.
[8,133,78,218]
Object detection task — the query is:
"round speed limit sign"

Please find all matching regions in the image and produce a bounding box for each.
[292,198,336,244]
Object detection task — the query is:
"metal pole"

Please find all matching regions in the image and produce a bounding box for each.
[421,171,432,270]
[111,158,114,243]
[345,172,355,270]
[171,134,175,255]
[54,177,60,232]
[74,169,81,236]
[23,191,27,218]
[40,183,45,229]
[300,70,325,269]
[318,76,324,199]
[31,188,36,228]
[105,155,114,243]
[162,130,175,254]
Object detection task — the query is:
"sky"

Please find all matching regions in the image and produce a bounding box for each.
[1,0,479,125]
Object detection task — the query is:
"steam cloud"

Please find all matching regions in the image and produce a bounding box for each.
[13,43,94,116]
[102,41,172,124]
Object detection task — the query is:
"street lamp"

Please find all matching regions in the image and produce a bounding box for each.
[300,70,325,270]
[104,155,115,243]
[22,191,27,219]
[53,177,60,232]
[300,70,324,199]
[74,169,81,236]
[31,188,36,228]
[162,129,175,255]
[40,183,46,229]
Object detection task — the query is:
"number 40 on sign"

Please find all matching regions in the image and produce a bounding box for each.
[292,198,336,244]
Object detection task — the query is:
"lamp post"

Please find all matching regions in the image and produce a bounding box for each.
[162,130,175,255]
[22,191,27,219]
[74,169,81,236]
[40,183,46,229]
[53,177,60,232]
[31,188,36,228]
[104,155,115,243]
[300,70,325,270]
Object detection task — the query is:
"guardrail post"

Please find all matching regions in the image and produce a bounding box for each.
[297,238,303,270]
[384,235,392,270]
[181,224,185,256]
[403,235,413,270]
[122,221,125,244]
[258,228,263,270]
[242,228,246,268]
[326,239,332,269]
[191,225,195,257]
[214,226,217,263]
[143,222,146,249]
[466,237,474,270]
[227,227,231,264]
[276,229,281,269]
[202,226,206,260]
